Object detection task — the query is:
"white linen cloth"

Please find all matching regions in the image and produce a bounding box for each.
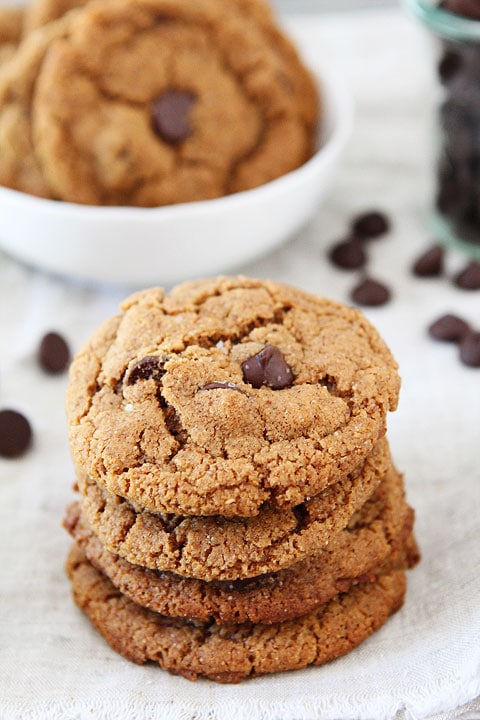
[1,8,479,720]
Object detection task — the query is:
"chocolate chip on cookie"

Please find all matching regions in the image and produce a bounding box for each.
[151,90,196,144]
[126,356,164,385]
[241,344,294,389]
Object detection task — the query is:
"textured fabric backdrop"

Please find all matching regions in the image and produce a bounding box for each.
[1,9,479,720]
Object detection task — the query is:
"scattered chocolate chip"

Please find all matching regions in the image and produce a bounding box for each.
[241,345,294,390]
[201,382,243,393]
[126,356,164,385]
[428,313,471,342]
[459,330,480,366]
[38,331,70,374]
[351,211,390,240]
[151,90,196,144]
[453,260,480,289]
[0,409,32,459]
[328,238,367,270]
[412,244,445,277]
[350,277,391,307]
[442,0,480,19]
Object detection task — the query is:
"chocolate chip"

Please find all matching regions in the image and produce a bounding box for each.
[428,313,471,342]
[453,260,480,289]
[350,277,391,307]
[38,331,70,374]
[201,382,243,393]
[0,409,32,458]
[351,211,390,240]
[443,0,480,19]
[241,345,294,390]
[126,356,164,385]
[151,90,196,144]
[412,244,445,277]
[328,238,367,270]
[459,330,480,366]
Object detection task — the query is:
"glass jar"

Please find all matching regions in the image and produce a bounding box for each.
[407,0,480,260]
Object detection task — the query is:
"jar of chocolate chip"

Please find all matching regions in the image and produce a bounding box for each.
[407,0,480,259]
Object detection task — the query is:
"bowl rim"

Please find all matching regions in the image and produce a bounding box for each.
[0,58,353,221]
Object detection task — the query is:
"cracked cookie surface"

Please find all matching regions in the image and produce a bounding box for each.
[28,0,317,205]
[65,469,418,622]
[66,277,400,518]
[74,438,392,581]
[66,543,407,683]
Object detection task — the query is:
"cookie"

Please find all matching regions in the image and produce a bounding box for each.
[23,0,85,34]
[64,478,417,623]
[0,5,23,45]
[0,14,73,197]
[0,7,22,72]
[26,0,317,206]
[66,544,407,683]
[75,438,393,581]
[66,277,400,518]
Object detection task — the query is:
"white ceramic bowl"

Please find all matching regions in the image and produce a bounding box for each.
[0,61,352,286]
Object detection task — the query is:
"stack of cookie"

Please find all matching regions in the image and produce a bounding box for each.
[64,276,419,683]
[0,0,318,206]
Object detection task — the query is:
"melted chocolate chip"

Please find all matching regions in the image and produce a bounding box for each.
[38,331,71,374]
[241,345,294,390]
[201,382,243,393]
[328,238,367,270]
[126,356,164,385]
[453,261,480,289]
[151,90,196,144]
[412,245,445,277]
[428,314,471,342]
[351,211,390,240]
[459,330,480,366]
[0,409,32,458]
[350,277,391,307]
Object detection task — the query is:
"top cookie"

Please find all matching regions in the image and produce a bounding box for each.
[66,277,400,517]
[2,0,317,205]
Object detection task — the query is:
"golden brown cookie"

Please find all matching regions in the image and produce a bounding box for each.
[23,0,85,34]
[73,438,394,581]
[66,543,408,683]
[0,4,23,66]
[28,0,317,206]
[64,475,418,623]
[66,277,400,518]
[0,14,73,197]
